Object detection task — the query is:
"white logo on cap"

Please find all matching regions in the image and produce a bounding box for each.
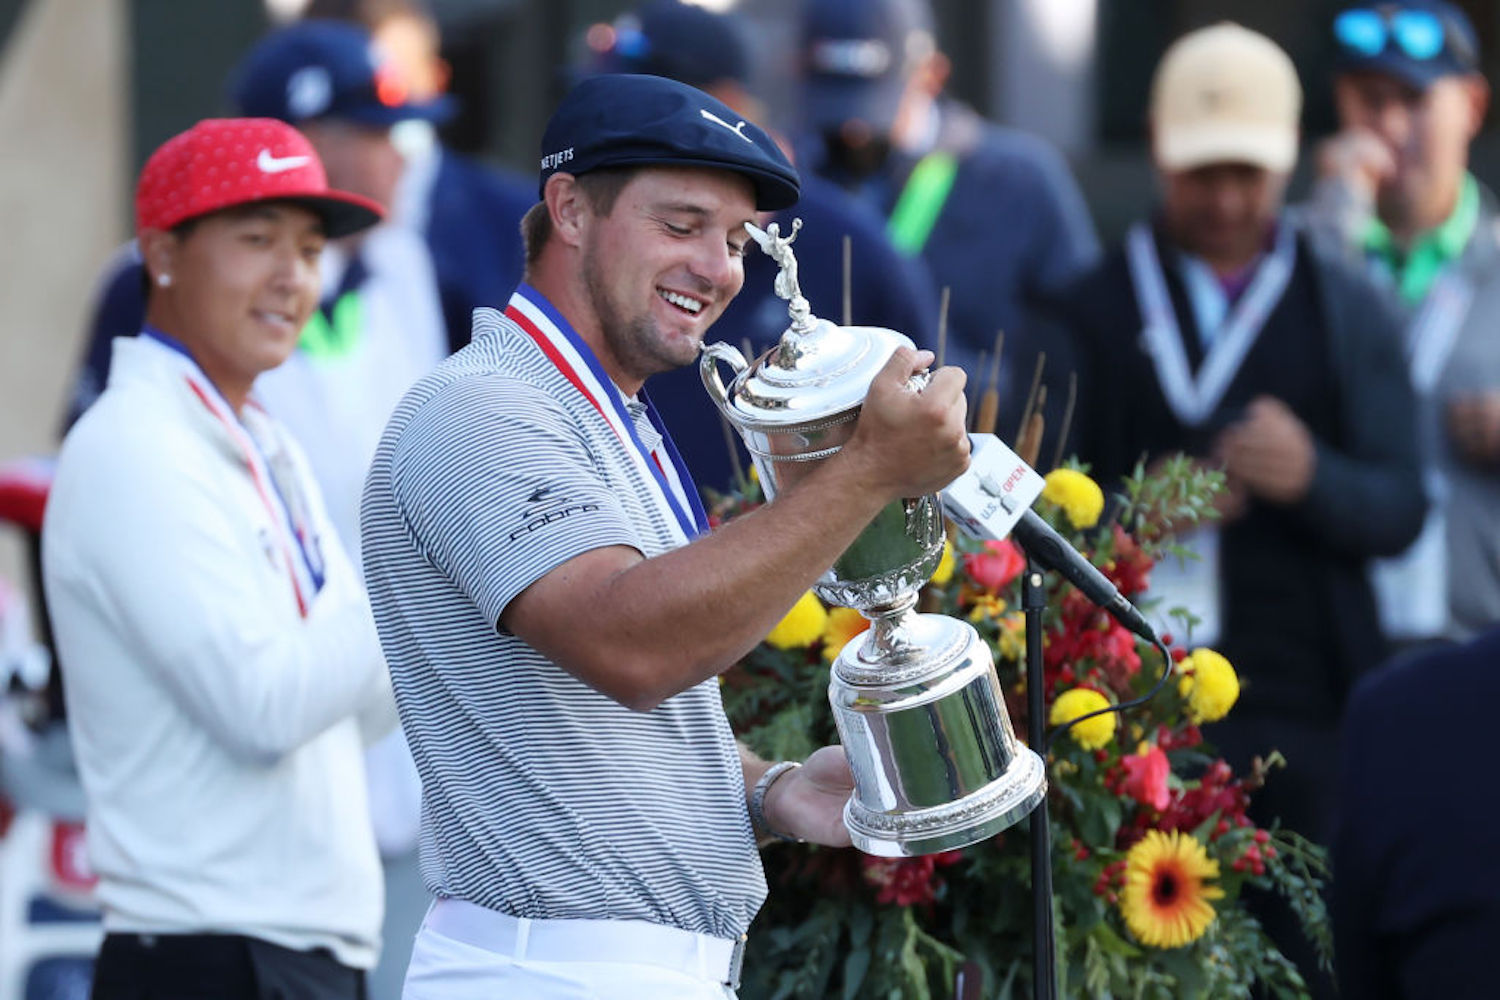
[257,149,312,174]
[700,109,753,144]
[286,66,333,120]
[810,39,893,78]
[541,148,574,170]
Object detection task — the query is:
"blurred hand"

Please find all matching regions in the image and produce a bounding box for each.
[1316,128,1395,203]
[1217,396,1317,505]
[843,348,970,501]
[761,745,855,848]
[1447,391,1500,466]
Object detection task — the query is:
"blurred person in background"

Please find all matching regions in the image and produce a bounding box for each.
[1306,0,1500,646]
[306,0,536,352]
[1045,24,1424,996]
[43,118,396,999]
[798,0,1098,439]
[581,0,941,495]
[1334,627,1500,1000]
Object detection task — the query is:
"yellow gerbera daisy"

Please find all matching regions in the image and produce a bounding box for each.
[1120,830,1225,949]
[1176,648,1240,723]
[1041,468,1105,529]
[821,606,871,661]
[1048,687,1116,750]
[766,592,827,649]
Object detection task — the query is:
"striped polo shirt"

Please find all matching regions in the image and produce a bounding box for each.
[360,287,766,940]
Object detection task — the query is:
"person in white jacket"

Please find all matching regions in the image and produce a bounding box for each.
[43,117,397,999]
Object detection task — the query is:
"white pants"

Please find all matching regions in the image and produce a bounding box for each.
[403,901,740,1000]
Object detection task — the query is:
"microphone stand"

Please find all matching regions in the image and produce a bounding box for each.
[1022,557,1057,1000]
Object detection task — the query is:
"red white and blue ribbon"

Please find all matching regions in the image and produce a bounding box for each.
[141,328,326,617]
[504,285,709,545]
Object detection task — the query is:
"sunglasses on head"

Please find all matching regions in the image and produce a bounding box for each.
[1334,7,1477,68]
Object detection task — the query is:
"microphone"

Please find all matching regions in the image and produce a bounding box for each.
[941,434,1159,644]
[1010,508,1158,644]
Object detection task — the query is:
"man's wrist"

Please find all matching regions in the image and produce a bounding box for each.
[749,760,803,843]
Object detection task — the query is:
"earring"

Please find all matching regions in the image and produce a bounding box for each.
[157,273,172,288]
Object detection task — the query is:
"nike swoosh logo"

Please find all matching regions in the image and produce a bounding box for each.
[257,149,312,174]
[699,109,754,145]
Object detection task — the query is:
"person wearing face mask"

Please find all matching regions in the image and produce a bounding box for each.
[1305,0,1500,647]
[42,118,397,998]
[797,0,1099,439]
[1045,25,1425,995]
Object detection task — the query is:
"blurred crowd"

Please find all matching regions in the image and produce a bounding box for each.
[2,0,1498,998]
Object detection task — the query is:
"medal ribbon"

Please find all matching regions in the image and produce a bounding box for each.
[140,328,326,617]
[503,286,708,544]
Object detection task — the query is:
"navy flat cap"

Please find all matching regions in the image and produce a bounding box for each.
[538,74,800,211]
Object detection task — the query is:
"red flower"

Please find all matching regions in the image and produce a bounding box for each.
[1104,524,1153,597]
[1096,622,1143,687]
[963,539,1025,593]
[860,850,963,907]
[1121,744,1171,811]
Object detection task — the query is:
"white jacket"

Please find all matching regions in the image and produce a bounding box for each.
[43,334,395,968]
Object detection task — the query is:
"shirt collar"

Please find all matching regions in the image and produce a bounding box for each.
[1362,173,1480,304]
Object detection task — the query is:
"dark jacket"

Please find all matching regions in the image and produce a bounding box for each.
[1334,628,1500,1000]
[1045,220,1425,716]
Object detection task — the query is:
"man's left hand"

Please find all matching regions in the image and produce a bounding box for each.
[762,745,855,848]
[1218,396,1317,504]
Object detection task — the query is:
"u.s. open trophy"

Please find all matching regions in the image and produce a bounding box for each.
[700,220,1046,857]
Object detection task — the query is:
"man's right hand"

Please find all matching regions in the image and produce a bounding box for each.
[840,347,971,501]
[1316,128,1395,203]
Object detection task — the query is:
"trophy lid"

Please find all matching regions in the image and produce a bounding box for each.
[708,219,915,430]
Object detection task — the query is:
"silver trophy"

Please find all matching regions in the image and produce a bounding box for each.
[701,220,1046,857]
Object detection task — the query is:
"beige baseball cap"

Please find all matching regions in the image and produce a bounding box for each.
[1150,23,1302,173]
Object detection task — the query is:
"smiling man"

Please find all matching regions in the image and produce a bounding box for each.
[43,118,398,998]
[359,74,971,999]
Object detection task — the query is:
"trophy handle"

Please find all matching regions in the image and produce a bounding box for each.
[700,341,749,415]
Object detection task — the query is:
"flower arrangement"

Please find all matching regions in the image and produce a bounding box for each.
[715,457,1331,999]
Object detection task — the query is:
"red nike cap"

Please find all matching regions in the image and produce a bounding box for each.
[135,117,384,238]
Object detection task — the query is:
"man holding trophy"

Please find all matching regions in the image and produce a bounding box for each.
[360,74,971,998]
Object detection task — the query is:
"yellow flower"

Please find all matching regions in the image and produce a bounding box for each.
[930,538,956,586]
[996,613,1026,661]
[966,592,1007,624]
[821,606,871,660]
[1048,687,1116,750]
[1042,468,1105,529]
[1119,830,1224,948]
[1176,648,1240,723]
[766,592,827,649]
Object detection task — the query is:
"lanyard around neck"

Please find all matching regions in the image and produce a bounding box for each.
[1125,222,1297,427]
[502,287,708,544]
[140,328,326,616]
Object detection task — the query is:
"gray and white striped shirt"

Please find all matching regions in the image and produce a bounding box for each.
[360,293,765,940]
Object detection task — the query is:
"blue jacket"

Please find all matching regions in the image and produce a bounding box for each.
[1334,628,1500,1000]
[805,100,1100,439]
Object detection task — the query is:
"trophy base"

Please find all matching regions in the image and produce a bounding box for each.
[831,611,1047,858]
[845,748,1047,857]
